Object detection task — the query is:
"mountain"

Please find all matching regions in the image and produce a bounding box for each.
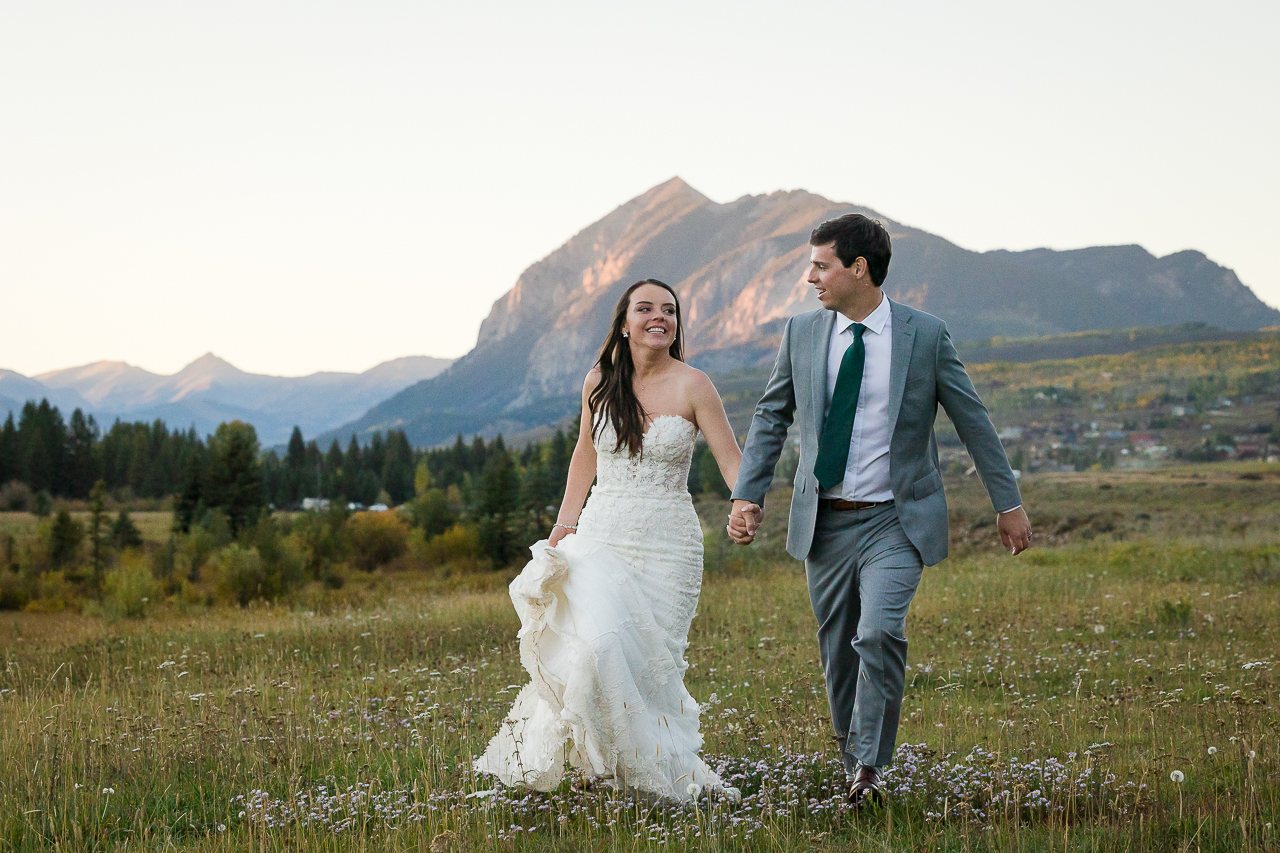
[0,370,96,420]
[3,355,453,445]
[327,177,1279,448]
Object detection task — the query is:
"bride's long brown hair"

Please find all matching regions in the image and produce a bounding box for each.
[589,279,685,457]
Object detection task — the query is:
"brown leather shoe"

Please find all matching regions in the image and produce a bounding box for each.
[847,764,885,807]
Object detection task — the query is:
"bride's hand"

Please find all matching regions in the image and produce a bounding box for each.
[549,522,576,547]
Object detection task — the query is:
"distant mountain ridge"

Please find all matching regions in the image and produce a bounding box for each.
[2,354,453,445]
[326,177,1278,448]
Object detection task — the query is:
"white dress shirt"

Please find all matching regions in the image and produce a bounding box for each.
[820,295,894,502]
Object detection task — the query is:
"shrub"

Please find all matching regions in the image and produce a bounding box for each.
[217,545,272,606]
[242,514,304,593]
[181,527,218,582]
[105,553,158,619]
[410,522,482,569]
[0,480,32,512]
[0,569,29,610]
[32,490,52,518]
[409,488,455,537]
[346,511,409,571]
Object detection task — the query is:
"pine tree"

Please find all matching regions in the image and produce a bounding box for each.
[174,443,205,533]
[111,509,143,550]
[66,410,99,498]
[0,413,16,485]
[548,428,570,489]
[89,479,108,589]
[49,509,84,569]
[205,421,265,535]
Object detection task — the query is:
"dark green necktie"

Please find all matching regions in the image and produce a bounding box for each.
[814,322,866,491]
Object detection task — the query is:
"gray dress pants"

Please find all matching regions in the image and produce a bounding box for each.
[807,502,923,776]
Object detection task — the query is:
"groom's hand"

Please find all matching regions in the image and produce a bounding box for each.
[728,500,763,545]
[998,506,1033,555]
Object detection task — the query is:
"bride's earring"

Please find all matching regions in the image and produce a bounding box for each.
[622,332,629,338]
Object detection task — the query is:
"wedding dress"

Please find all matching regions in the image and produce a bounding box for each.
[474,414,736,801]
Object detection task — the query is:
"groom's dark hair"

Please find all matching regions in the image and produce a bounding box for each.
[810,214,892,287]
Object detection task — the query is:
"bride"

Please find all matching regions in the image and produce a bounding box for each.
[474,279,744,801]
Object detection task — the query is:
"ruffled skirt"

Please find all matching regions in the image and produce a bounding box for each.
[474,496,733,801]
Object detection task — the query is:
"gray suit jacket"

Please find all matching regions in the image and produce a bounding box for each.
[731,299,1021,566]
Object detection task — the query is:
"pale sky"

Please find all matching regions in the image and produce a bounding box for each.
[2,1,1277,378]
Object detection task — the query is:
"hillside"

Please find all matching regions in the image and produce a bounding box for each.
[329,178,1277,448]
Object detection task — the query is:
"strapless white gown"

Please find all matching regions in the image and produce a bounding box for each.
[473,415,735,801]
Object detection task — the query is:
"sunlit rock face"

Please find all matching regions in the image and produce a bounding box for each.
[335,177,1279,447]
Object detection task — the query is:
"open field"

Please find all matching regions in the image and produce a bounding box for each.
[2,464,1278,851]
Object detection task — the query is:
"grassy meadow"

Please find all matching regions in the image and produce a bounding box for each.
[2,464,1278,851]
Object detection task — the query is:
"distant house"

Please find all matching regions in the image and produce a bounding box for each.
[1235,443,1262,460]
[997,426,1024,441]
[1129,433,1159,451]
[301,498,330,511]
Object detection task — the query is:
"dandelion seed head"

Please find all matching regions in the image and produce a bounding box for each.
[1170,770,1185,783]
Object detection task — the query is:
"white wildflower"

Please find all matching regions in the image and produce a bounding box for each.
[1207,746,1217,755]
[1093,625,1106,634]
[102,787,115,795]
[1170,770,1184,783]
[686,783,701,799]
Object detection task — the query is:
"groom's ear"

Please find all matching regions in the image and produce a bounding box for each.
[850,257,868,279]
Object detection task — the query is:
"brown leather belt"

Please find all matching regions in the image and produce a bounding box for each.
[818,498,889,512]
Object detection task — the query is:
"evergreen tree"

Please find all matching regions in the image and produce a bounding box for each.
[547,428,570,492]
[285,426,307,504]
[89,479,108,589]
[0,413,16,485]
[381,430,415,504]
[19,400,67,494]
[49,509,84,568]
[111,508,144,550]
[323,439,344,498]
[449,433,469,485]
[286,426,306,469]
[343,436,362,499]
[205,421,264,534]
[477,438,520,566]
[303,440,322,497]
[174,442,206,533]
[66,410,98,497]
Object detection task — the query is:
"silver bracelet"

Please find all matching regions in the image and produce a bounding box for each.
[553,522,577,531]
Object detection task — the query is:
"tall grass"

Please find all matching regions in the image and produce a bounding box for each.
[1,467,1278,851]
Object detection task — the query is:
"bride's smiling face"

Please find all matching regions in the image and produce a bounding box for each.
[625,284,679,351]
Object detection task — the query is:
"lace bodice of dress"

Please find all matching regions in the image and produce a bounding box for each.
[592,414,697,494]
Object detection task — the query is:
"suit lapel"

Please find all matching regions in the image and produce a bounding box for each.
[811,310,836,440]
[886,299,916,437]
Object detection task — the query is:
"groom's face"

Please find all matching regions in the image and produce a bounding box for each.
[808,242,865,314]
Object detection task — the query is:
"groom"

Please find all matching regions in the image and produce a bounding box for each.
[727,214,1032,805]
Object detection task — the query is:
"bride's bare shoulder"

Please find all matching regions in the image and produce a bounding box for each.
[583,366,603,393]
[675,363,716,393]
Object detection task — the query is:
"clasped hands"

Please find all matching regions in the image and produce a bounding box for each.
[727,500,763,545]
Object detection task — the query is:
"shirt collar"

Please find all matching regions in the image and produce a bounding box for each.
[835,294,891,336]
